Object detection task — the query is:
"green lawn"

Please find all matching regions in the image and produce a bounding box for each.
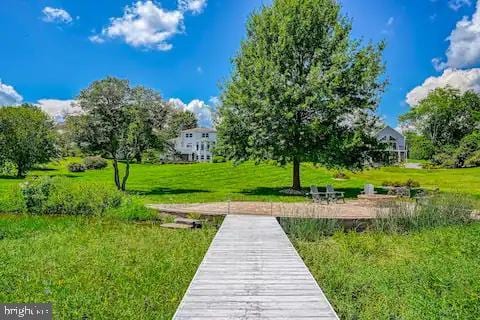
[291,223,480,319]
[0,214,216,319]
[1,160,480,319]
[1,159,479,205]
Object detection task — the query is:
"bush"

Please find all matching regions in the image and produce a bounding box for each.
[83,156,108,169]
[465,150,480,168]
[20,176,122,215]
[454,131,480,168]
[212,155,226,163]
[405,132,435,160]
[68,163,86,172]
[107,197,158,221]
[142,149,160,164]
[381,179,420,188]
[373,194,473,233]
[332,171,349,180]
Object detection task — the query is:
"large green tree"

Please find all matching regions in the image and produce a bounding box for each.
[216,0,386,190]
[69,77,170,190]
[400,87,480,149]
[0,105,57,177]
[165,109,198,139]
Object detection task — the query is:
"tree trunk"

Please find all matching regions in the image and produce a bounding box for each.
[292,159,301,191]
[16,164,25,178]
[112,159,121,190]
[135,152,142,163]
[121,160,130,191]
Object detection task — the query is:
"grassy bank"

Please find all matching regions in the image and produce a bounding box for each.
[0,214,216,319]
[290,224,480,319]
[1,159,480,205]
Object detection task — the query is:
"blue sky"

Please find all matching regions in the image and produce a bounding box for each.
[1,0,480,127]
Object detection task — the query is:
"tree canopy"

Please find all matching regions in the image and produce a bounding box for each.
[400,87,480,148]
[0,105,57,177]
[400,87,480,167]
[68,77,170,190]
[216,0,386,190]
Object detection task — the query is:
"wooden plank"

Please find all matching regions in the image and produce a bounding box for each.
[173,215,338,319]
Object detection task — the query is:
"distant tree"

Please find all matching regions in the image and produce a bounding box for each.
[400,87,480,149]
[165,109,198,139]
[404,132,435,160]
[216,0,386,190]
[69,77,170,190]
[0,105,57,177]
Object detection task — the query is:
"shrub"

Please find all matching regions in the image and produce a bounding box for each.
[332,171,349,180]
[465,150,480,168]
[107,197,158,221]
[68,163,86,173]
[20,176,122,215]
[373,194,473,233]
[142,149,160,164]
[83,156,108,169]
[381,179,420,188]
[212,155,226,163]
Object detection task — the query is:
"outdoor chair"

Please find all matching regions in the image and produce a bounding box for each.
[326,185,345,203]
[309,185,345,204]
[361,184,377,196]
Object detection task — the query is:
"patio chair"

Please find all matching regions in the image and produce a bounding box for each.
[361,184,377,196]
[326,185,345,203]
[309,185,328,204]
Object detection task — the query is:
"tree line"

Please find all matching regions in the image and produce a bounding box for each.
[0,77,197,190]
[401,87,480,168]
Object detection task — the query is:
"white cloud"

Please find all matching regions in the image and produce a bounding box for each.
[387,17,395,26]
[91,1,194,51]
[0,80,23,106]
[35,99,81,122]
[406,68,480,106]
[178,0,207,14]
[449,0,472,11]
[433,0,480,70]
[169,98,215,127]
[42,7,73,24]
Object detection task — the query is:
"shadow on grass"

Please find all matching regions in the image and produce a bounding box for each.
[130,187,211,196]
[31,167,58,172]
[240,186,364,199]
[0,175,24,180]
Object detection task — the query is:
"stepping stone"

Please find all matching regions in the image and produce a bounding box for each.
[175,217,202,228]
[160,223,193,229]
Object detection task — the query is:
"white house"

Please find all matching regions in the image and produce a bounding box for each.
[170,128,217,162]
[376,126,407,162]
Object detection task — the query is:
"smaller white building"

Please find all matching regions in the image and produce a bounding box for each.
[376,126,407,162]
[170,128,217,162]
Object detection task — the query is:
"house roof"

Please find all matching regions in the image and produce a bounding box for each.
[182,127,216,133]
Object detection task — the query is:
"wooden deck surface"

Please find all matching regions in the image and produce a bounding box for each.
[173,215,339,319]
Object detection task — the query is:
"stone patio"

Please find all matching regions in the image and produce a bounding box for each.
[148,200,387,220]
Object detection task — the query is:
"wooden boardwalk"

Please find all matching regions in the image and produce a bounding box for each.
[173,215,339,319]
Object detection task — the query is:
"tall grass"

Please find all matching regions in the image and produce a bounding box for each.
[279,218,342,241]
[373,194,474,233]
[281,194,475,240]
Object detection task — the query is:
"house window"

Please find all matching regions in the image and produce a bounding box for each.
[201,143,205,151]
[185,133,193,138]
[207,155,211,160]
[196,142,199,151]
[202,133,209,138]
[201,155,205,160]
[186,143,192,148]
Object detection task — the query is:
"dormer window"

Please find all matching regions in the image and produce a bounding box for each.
[185,133,193,138]
[202,133,209,138]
